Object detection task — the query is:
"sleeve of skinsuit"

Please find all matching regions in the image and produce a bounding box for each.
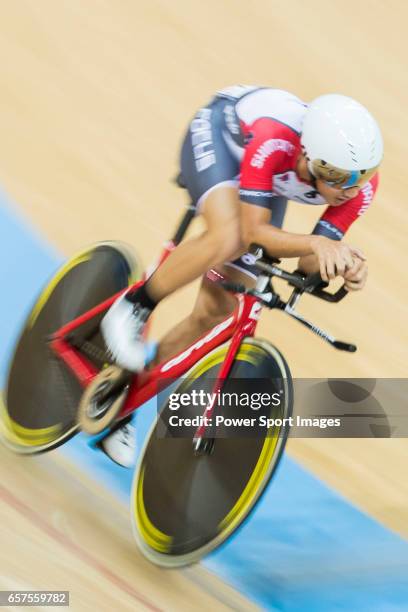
[312,173,380,240]
[239,117,300,208]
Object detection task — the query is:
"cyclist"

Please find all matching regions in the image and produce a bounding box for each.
[99,86,383,466]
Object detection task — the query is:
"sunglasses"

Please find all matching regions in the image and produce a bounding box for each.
[308,159,378,190]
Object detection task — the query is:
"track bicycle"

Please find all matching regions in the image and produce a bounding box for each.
[0,202,356,567]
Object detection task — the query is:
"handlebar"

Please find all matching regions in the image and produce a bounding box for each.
[217,245,356,353]
[253,257,348,304]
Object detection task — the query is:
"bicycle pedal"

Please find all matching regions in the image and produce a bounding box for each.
[77,365,131,435]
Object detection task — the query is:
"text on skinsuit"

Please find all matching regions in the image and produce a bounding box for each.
[161,316,235,372]
[250,139,295,169]
[358,181,374,215]
[224,104,240,134]
[191,108,216,172]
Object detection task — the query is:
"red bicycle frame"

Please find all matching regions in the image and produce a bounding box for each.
[50,234,262,429]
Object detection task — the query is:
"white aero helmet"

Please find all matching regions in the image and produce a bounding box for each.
[301,94,383,189]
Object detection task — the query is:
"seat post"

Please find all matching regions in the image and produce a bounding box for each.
[171,205,195,246]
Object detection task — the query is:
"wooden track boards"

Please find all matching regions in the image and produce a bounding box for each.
[0,0,407,606]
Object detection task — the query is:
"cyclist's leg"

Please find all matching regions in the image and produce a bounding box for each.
[146,184,243,301]
[100,186,243,464]
[155,196,288,364]
[155,263,251,365]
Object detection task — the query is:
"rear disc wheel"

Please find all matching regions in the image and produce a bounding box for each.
[1,242,141,454]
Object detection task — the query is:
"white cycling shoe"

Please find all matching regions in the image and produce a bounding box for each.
[100,420,137,468]
[101,292,150,372]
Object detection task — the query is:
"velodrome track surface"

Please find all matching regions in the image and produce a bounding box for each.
[0,1,407,610]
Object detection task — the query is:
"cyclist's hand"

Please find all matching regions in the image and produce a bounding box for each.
[311,236,366,282]
[343,257,368,291]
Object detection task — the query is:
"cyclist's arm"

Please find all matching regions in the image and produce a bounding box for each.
[238,120,365,280]
[298,174,379,282]
[299,248,369,291]
[240,201,319,257]
[239,201,363,282]
[238,119,320,258]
